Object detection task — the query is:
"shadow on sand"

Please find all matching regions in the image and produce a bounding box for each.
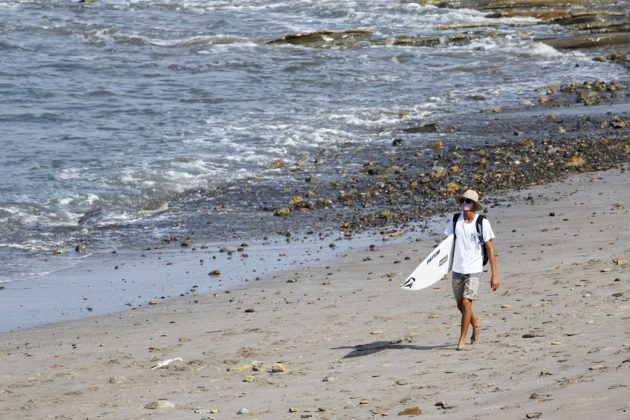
[333,340,451,358]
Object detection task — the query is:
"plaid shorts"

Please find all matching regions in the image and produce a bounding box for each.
[452,272,481,301]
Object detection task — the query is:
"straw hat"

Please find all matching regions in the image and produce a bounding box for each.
[459,189,482,211]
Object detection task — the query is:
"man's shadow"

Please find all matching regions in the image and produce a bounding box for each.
[333,341,450,358]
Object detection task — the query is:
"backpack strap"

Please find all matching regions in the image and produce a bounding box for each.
[476,215,490,266]
[475,214,485,244]
[452,213,460,239]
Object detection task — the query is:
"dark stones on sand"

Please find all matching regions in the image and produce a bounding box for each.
[268,159,286,169]
[287,195,304,207]
[274,207,291,217]
[403,123,438,133]
[578,91,600,106]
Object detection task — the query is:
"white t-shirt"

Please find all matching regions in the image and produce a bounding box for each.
[444,213,495,274]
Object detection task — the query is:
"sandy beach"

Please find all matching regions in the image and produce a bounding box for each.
[1,166,629,419]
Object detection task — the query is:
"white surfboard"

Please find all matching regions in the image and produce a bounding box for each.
[401,234,454,291]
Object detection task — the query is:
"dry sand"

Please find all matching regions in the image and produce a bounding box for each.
[1,167,629,420]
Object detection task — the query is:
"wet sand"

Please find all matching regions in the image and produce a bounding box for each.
[1,166,629,419]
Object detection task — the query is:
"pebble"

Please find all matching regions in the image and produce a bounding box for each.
[322,375,337,382]
[530,393,540,399]
[231,364,254,373]
[431,141,444,150]
[501,304,511,309]
[398,407,421,416]
[550,341,562,346]
[144,400,175,409]
[526,413,542,419]
[271,363,288,373]
[237,408,250,415]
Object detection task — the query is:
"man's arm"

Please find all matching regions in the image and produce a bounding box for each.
[485,239,499,291]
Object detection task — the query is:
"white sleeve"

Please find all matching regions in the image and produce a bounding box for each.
[482,218,495,242]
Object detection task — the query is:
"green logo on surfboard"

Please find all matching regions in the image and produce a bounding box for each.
[439,255,448,267]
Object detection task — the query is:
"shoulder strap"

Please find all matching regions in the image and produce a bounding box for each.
[475,214,485,243]
[452,213,460,239]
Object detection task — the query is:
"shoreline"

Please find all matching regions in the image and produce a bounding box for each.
[1,166,628,419]
[0,226,421,333]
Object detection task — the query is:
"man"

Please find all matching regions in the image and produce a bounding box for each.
[444,190,499,351]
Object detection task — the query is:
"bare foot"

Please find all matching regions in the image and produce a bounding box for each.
[471,322,480,344]
[456,342,466,351]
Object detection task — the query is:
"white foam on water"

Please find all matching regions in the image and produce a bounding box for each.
[0,206,44,226]
[138,202,169,215]
[0,243,34,250]
[452,37,562,59]
[93,211,142,227]
[55,193,100,208]
[58,167,87,180]
[147,35,257,48]
[170,159,216,174]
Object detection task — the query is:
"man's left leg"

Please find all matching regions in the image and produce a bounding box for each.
[458,274,481,349]
[458,298,473,350]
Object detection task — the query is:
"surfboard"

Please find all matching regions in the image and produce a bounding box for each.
[401,234,454,291]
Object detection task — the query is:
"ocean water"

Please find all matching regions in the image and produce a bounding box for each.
[0,0,626,285]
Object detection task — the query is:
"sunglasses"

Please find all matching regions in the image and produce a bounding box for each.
[459,198,473,204]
